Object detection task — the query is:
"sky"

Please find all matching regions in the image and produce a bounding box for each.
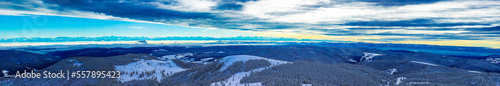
[0,0,500,48]
[0,15,254,38]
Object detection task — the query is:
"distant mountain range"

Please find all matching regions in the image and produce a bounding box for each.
[2,36,499,57]
[0,36,333,43]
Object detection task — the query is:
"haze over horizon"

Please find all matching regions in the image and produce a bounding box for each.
[1,0,500,48]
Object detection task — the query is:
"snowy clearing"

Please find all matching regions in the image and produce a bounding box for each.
[485,58,500,64]
[348,59,357,62]
[157,53,193,60]
[68,59,83,67]
[302,84,313,86]
[191,57,214,64]
[468,70,482,73]
[115,59,186,82]
[395,77,407,85]
[360,53,382,61]
[411,61,438,66]
[386,68,397,75]
[217,51,225,53]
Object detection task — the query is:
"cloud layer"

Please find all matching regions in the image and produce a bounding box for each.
[1,0,500,42]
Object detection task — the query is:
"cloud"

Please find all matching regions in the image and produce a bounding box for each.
[260,1,500,24]
[149,0,218,12]
[463,26,500,34]
[1,0,500,47]
[239,0,331,19]
[362,29,468,35]
[359,0,444,6]
[343,19,490,27]
[392,40,500,48]
[215,3,243,11]
[129,26,148,30]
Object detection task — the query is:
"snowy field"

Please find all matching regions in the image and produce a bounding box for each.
[115,59,186,82]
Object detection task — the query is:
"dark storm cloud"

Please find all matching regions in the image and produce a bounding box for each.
[215,3,243,10]
[215,0,257,10]
[464,26,500,34]
[42,0,218,20]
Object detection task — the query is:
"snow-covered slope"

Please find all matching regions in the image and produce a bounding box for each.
[212,55,290,86]
[157,53,193,60]
[115,59,186,82]
[191,57,214,64]
[217,55,289,71]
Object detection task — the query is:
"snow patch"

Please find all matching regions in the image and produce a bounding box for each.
[68,59,83,67]
[204,51,214,54]
[152,49,168,52]
[408,82,430,85]
[395,77,407,85]
[348,59,357,62]
[201,57,214,61]
[468,70,482,73]
[360,52,381,61]
[411,61,438,66]
[115,59,186,82]
[217,51,225,53]
[485,58,500,64]
[157,53,193,60]
[73,62,83,67]
[386,68,397,75]
[302,84,313,86]
[191,57,214,64]
[181,58,196,63]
